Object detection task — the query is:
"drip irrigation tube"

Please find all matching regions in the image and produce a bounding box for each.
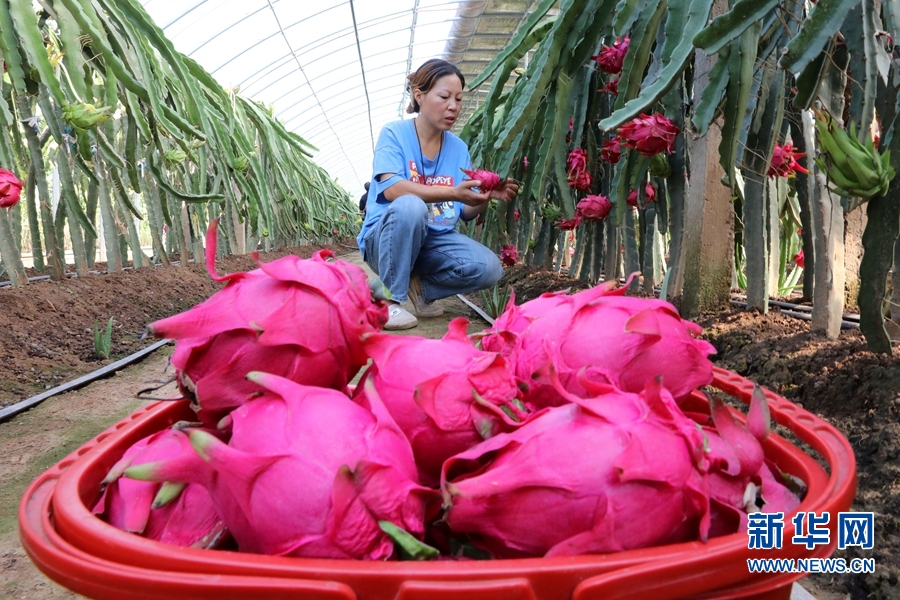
[0,250,364,423]
[729,300,859,329]
[621,277,864,328]
[456,293,495,325]
[0,339,172,424]
[730,294,861,323]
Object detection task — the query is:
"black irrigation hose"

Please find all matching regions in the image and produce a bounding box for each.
[729,300,859,330]
[0,250,367,423]
[0,339,173,423]
[730,294,861,323]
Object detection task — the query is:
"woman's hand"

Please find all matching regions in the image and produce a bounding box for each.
[454,179,492,207]
[488,178,519,203]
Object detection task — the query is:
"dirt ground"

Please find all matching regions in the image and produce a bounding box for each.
[0,254,897,599]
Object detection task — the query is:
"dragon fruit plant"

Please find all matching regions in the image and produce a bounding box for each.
[149,219,388,426]
[357,318,531,486]
[441,375,712,558]
[93,427,226,548]
[125,373,438,559]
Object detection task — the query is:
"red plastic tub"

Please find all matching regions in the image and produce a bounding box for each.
[20,367,857,600]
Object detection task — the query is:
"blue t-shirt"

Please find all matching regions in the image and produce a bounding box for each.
[357,119,472,256]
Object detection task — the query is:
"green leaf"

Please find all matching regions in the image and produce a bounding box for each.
[600,0,716,131]
[718,22,760,187]
[691,44,730,137]
[613,0,667,111]
[693,0,779,55]
[469,0,557,89]
[8,0,70,106]
[792,42,832,111]
[614,0,655,35]
[492,0,591,158]
[781,0,863,74]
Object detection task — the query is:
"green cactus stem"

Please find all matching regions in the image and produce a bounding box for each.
[858,186,900,354]
[781,0,864,74]
[15,94,66,280]
[787,109,814,301]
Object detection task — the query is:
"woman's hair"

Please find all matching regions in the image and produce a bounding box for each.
[406,59,465,114]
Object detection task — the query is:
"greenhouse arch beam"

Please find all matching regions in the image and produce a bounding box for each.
[268,49,438,122]
[284,92,395,132]
[241,24,449,100]
[265,0,361,190]
[207,4,347,75]
[262,41,424,106]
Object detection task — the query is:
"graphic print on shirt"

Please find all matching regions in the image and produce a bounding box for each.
[408,160,457,226]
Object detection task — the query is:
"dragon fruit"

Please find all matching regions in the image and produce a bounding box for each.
[499,244,518,267]
[592,37,630,74]
[693,389,801,537]
[576,194,612,221]
[441,375,711,558]
[149,219,388,426]
[358,318,527,486]
[480,289,570,359]
[93,427,225,547]
[500,277,716,407]
[0,169,23,210]
[125,373,437,559]
[461,168,503,192]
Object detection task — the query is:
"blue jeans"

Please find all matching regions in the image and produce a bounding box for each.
[361,195,503,303]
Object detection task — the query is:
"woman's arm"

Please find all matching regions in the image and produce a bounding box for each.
[380,173,490,206]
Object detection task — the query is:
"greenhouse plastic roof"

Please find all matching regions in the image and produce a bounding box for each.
[139,0,541,199]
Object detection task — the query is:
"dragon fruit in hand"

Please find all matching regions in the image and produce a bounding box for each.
[441,375,711,558]
[125,373,437,559]
[461,168,503,192]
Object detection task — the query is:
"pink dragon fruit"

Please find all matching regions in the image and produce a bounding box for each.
[503,277,717,407]
[0,169,23,210]
[441,375,711,558]
[461,168,503,192]
[358,318,527,486]
[592,37,630,74]
[149,219,388,426]
[93,427,225,547]
[479,289,570,359]
[576,194,612,221]
[499,244,518,267]
[125,373,437,559]
[556,214,582,230]
[692,390,801,537]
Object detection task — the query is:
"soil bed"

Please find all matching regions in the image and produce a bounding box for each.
[0,243,343,409]
[0,256,897,599]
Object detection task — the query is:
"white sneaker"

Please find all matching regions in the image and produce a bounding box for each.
[384,304,418,330]
[408,275,444,317]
